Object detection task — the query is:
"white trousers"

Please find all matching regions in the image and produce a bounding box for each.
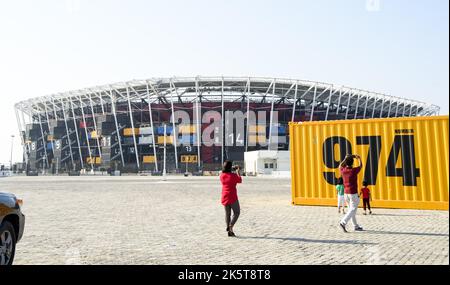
[340,194,360,227]
[337,195,345,208]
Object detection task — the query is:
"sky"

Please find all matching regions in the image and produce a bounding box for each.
[0,0,448,165]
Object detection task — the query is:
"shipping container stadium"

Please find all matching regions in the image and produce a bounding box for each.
[14,76,441,174]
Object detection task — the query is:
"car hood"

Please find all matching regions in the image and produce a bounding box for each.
[0,192,16,199]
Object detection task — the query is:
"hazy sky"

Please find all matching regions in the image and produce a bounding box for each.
[0,0,448,164]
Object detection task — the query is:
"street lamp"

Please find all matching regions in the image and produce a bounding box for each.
[10,135,15,171]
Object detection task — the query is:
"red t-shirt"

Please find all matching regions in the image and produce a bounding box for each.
[361,187,371,199]
[220,172,242,206]
[339,166,361,194]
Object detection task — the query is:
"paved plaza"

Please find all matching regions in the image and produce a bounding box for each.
[0,176,448,265]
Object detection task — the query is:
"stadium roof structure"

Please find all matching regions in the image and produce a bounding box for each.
[15,76,440,121]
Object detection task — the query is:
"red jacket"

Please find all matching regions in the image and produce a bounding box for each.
[220,172,242,206]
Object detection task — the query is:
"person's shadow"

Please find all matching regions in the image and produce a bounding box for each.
[363,230,448,237]
[237,236,378,245]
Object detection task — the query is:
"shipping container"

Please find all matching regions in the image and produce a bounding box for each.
[278,126,287,135]
[156,126,174,135]
[289,116,449,210]
[89,131,98,139]
[178,125,197,134]
[86,157,102,165]
[157,136,174,145]
[123,128,139,136]
[143,155,156,164]
[139,136,154,145]
[123,137,135,145]
[249,135,267,144]
[178,135,197,145]
[46,142,53,150]
[139,127,154,135]
[249,125,266,134]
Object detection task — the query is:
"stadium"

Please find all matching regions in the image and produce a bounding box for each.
[13,76,440,175]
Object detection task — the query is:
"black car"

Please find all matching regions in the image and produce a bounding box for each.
[0,192,25,265]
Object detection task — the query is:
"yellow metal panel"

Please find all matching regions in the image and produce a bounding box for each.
[143,156,156,164]
[123,128,139,136]
[249,135,266,144]
[249,125,266,133]
[179,125,197,134]
[181,155,198,163]
[157,136,174,144]
[289,116,449,210]
[86,157,102,165]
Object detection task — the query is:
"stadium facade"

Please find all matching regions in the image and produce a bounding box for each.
[14,76,440,174]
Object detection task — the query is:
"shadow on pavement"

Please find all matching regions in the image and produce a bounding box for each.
[236,236,378,245]
[367,213,430,217]
[364,230,448,237]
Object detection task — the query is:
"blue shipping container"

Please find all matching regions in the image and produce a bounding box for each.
[178,135,197,145]
[156,126,174,135]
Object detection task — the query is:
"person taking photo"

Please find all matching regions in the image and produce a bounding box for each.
[220,161,242,237]
[339,154,364,232]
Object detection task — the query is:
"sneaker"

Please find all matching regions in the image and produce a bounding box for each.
[369,211,373,215]
[354,226,364,231]
[339,223,348,233]
[363,212,367,215]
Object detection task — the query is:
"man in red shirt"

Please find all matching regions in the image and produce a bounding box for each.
[220,161,242,237]
[339,154,364,232]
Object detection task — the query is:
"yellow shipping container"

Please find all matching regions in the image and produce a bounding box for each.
[249,125,266,133]
[157,136,174,144]
[289,116,449,210]
[143,156,156,164]
[179,125,197,134]
[249,135,267,144]
[86,157,102,165]
[123,128,139,136]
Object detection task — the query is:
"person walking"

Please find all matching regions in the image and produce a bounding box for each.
[339,154,364,232]
[336,177,346,214]
[360,181,373,215]
[220,161,242,237]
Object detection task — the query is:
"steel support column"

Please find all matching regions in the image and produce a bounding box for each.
[59,98,75,170]
[109,90,125,166]
[126,86,140,170]
[291,82,299,122]
[69,98,84,169]
[88,93,103,161]
[146,83,159,172]
[169,81,179,170]
[78,96,94,170]
[14,107,28,165]
[245,78,251,152]
[309,85,318,122]
[268,80,276,150]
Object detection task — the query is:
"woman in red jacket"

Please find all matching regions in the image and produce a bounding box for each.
[220,161,242,237]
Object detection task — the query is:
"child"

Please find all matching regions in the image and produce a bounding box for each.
[360,181,372,215]
[336,177,346,214]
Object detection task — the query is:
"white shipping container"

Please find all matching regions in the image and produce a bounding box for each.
[139,127,154,135]
[139,136,154,145]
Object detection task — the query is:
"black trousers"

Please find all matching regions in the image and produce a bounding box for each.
[224,200,240,228]
[363,198,371,211]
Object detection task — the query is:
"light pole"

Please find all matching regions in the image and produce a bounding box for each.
[10,135,15,171]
